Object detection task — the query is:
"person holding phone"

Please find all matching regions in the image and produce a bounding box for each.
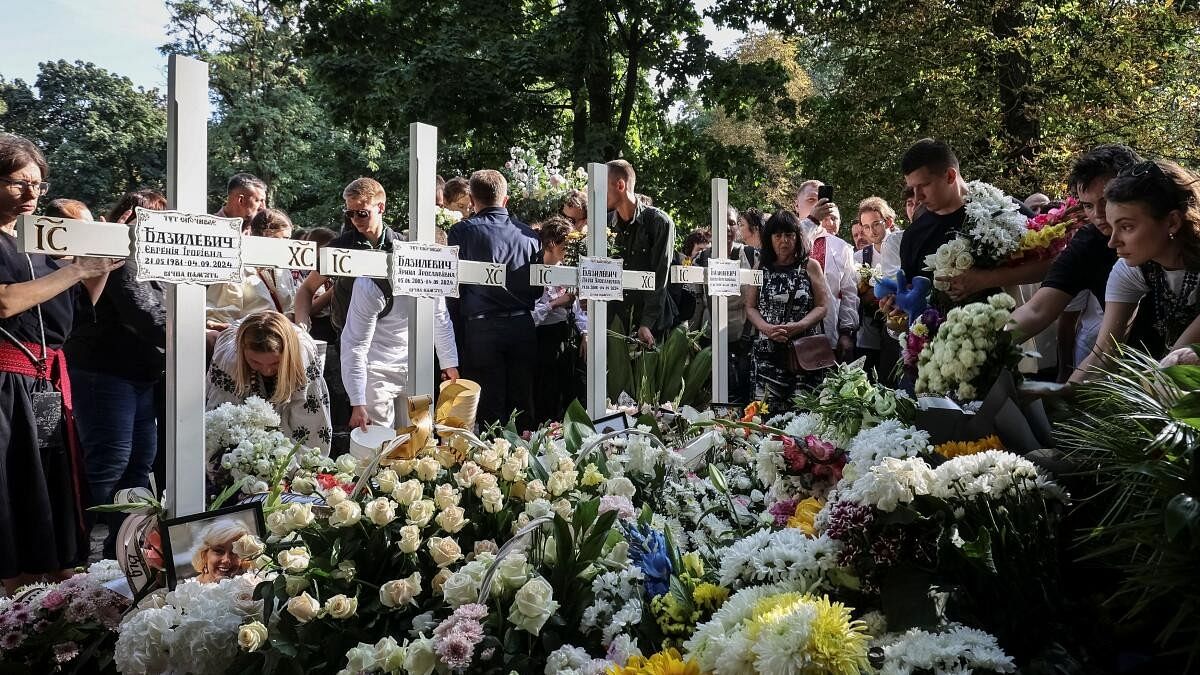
[794,179,859,360]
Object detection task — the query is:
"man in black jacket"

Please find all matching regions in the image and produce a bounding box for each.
[449,170,541,430]
[607,160,676,346]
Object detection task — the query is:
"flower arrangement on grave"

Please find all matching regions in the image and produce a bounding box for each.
[913,293,1022,401]
[795,360,915,445]
[924,181,1028,292]
[205,396,335,498]
[0,561,129,672]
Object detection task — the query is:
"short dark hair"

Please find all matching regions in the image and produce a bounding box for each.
[0,133,48,180]
[901,138,959,176]
[306,226,337,247]
[759,210,809,268]
[740,207,765,233]
[1067,144,1143,195]
[681,229,711,257]
[443,177,470,205]
[469,170,507,207]
[606,160,636,191]
[227,172,267,195]
[107,189,167,222]
[537,215,573,247]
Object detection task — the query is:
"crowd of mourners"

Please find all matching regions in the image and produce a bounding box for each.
[2,128,1199,594]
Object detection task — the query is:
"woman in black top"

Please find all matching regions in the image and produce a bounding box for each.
[744,210,829,410]
[0,133,122,593]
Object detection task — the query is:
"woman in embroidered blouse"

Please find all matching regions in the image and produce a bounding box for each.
[207,310,332,452]
[1071,159,1200,382]
[744,210,829,409]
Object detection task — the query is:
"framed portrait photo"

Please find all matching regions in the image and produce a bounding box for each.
[159,502,266,589]
[592,412,631,436]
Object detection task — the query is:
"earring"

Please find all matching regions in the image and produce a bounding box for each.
[1171,232,1177,240]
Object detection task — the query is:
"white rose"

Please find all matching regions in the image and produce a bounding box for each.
[397,524,422,553]
[285,503,315,530]
[500,458,524,482]
[232,534,265,559]
[324,594,358,619]
[427,536,463,567]
[552,498,573,520]
[380,571,422,608]
[406,499,435,527]
[238,620,268,652]
[954,252,973,270]
[291,476,316,495]
[604,476,636,498]
[525,498,552,519]
[416,457,441,482]
[480,486,504,513]
[375,468,399,494]
[403,637,437,675]
[493,552,529,593]
[546,471,574,497]
[286,592,320,623]
[508,576,558,635]
[435,505,469,533]
[365,497,398,526]
[392,479,424,506]
[277,546,311,573]
[440,570,480,608]
[476,449,502,472]
[524,479,547,502]
[336,453,359,475]
[433,483,460,509]
[392,459,416,477]
[345,644,378,673]
[473,472,499,496]
[329,500,363,528]
[324,486,348,506]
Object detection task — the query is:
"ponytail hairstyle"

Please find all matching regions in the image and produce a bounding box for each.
[234,311,306,405]
[1105,159,1200,269]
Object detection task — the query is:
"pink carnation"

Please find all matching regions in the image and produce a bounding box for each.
[435,632,475,669]
[40,591,67,611]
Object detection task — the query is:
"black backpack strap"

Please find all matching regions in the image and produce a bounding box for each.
[373,277,395,319]
[862,244,873,265]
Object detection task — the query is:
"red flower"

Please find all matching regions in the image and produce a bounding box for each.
[806,435,836,461]
[316,473,339,490]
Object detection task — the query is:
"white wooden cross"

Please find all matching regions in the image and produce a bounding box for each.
[668,179,763,403]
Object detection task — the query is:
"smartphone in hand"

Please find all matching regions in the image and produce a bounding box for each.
[817,185,834,202]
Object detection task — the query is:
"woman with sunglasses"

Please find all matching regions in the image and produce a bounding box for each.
[1071,159,1200,382]
[0,133,123,593]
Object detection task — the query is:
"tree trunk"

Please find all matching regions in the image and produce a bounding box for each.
[992,1,1040,193]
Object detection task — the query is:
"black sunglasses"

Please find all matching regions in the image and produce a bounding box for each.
[343,207,373,219]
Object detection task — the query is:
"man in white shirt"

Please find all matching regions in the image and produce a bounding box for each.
[794,179,859,359]
[341,276,460,430]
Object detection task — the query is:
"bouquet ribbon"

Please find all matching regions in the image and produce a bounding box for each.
[383,379,481,462]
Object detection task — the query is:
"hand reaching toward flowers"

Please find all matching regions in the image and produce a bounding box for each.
[937,268,990,302]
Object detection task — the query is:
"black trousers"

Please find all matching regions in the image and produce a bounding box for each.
[463,314,538,432]
[533,322,573,426]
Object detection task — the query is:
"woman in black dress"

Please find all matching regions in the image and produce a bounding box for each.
[0,133,123,593]
[744,210,830,410]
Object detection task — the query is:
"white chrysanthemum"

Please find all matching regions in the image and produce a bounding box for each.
[932,449,1063,502]
[874,623,1016,674]
[751,602,819,675]
[544,644,611,675]
[684,583,794,671]
[580,566,644,646]
[844,421,931,482]
[716,529,842,590]
[840,456,936,511]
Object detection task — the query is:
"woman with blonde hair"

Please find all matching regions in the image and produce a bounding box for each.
[206,310,332,451]
[190,518,251,583]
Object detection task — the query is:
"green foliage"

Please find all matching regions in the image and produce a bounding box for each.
[0,60,166,211]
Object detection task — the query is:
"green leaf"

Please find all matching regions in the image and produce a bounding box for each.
[657,327,691,402]
[679,346,713,407]
[957,527,998,575]
[1164,492,1200,541]
[1169,391,1200,425]
[562,400,594,454]
[1163,365,1200,391]
[607,319,634,398]
[638,504,654,527]
[209,476,248,511]
[572,498,600,535]
[707,463,729,494]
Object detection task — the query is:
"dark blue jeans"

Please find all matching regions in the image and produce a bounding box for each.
[70,368,159,558]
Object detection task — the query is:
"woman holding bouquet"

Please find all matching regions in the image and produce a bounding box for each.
[745,210,829,409]
[0,133,124,593]
[207,310,332,451]
[1072,159,1200,381]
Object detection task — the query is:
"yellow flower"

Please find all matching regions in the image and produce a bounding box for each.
[681,552,704,579]
[608,648,700,675]
[745,593,871,675]
[691,583,729,612]
[936,435,1004,458]
[741,401,768,422]
[581,463,605,487]
[787,497,824,536]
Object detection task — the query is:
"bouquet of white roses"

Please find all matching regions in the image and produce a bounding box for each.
[914,293,1021,401]
[435,207,463,232]
[925,181,1028,291]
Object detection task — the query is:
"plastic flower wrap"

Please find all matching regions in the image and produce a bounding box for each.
[914,293,1020,401]
[924,181,1028,290]
[683,586,871,675]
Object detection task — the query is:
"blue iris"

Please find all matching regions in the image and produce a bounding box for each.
[624,524,674,597]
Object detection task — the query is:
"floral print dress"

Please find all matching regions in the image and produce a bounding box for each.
[753,259,821,407]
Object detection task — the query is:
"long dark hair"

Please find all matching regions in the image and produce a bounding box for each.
[107,189,167,221]
[759,210,808,269]
[1105,159,1200,269]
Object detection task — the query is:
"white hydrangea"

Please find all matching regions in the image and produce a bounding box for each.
[844,421,931,483]
[716,529,843,590]
[874,624,1016,674]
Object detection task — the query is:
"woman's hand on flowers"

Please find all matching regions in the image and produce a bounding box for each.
[938,268,987,302]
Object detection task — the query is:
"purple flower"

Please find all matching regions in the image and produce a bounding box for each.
[435,632,474,669]
[0,631,25,650]
[768,498,800,527]
[453,603,488,622]
[40,591,67,611]
[453,619,484,643]
[7,605,32,625]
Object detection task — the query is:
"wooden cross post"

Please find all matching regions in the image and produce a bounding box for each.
[668,178,763,405]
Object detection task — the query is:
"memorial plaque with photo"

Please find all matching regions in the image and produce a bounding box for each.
[159,503,265,589]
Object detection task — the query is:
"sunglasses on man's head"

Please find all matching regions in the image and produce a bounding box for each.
[1121,160,1167,180]
[343,207,374,219]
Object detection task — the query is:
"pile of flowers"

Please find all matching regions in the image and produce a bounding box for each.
[0,561,129,670]
[914,293,1020,400]
[925,181,1028,291]
[114,574,262,675]
[796,360,912,445]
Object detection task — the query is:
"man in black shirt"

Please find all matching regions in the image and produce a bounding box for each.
[1009,145,1161,356]
[607,160,676,346]
[448,169,541,430]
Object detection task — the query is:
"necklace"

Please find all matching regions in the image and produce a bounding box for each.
[1144,261,1200,344]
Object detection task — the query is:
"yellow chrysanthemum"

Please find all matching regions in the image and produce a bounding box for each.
[609,648,700,675]
[745,592,807,639]
[691,583,729,612]
[581,463,605,487]
[787,497,824,536]
[681,552,705,579]
[806,595,873,675]
[936,435,1004,458]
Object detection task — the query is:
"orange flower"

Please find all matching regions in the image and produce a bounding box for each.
[936,435,1004,459]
